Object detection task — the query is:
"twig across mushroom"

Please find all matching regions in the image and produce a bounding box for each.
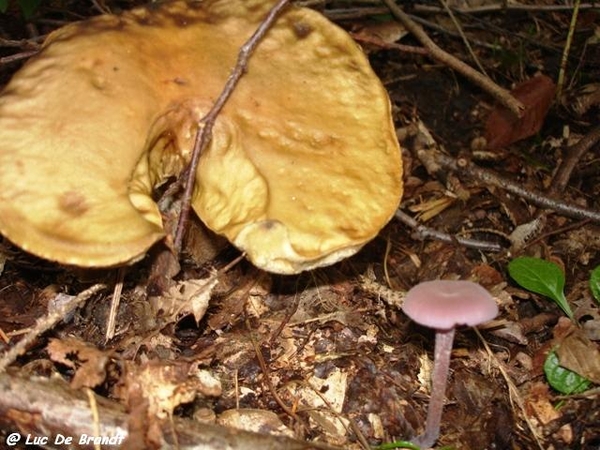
[0,0,403,274]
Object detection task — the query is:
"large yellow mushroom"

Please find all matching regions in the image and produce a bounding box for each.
[0,0,402,274]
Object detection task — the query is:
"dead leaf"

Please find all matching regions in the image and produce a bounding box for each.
[561,82,600,116]
[485,74,556,149]
[217,409,294,437]
[354,20,408,45]
[208,273,270,330]
[555,327,600,384]
[46,337,109,389]
[573,289,600,341]
[119,361,222,420]
[525,381,560,425]
[150,275,218,324]
[286,367,350,442]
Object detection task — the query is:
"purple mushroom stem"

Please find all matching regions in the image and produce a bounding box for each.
[412,327,455,449]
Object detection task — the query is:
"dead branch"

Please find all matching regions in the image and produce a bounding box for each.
[0,284,106,373]
[394,209,504,252]
[438,0,488,76]
[433,152,600,223]
[0,372,339,450]
[350,33,429,56]
[556,0,581,98]
[414,2,600,14]
[0,50,39,65]
[381,0,525,117]
[551,124,600,195]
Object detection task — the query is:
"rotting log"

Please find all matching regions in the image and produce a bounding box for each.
[0,372,336,450]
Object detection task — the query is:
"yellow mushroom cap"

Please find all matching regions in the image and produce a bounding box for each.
[0,0,402,274]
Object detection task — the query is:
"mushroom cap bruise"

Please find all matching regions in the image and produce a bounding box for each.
[403,280,498,330]
[0,0,403,273]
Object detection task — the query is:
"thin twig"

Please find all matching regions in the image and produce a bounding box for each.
[439,0,488,76]
[246,319,301,423]
[416,2,598,14]
[434,152,600,223]
[0,284,106,373]
[311,3,600,18]
[350,32,429,56]
[91,0,111,14]
[0,50,39,65]
[556,0,581,99]
[395,209,504,252]
[105,267,126,343]
[381,0,524,117]
[173,0,291,252]
[522,219,590,251]
[0,36,43,48]
[409,14,504,52]
[516,121,600,248]
[85,388,102,450]
[551,124,600,195]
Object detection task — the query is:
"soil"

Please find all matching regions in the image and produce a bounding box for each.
[0,1,599,449]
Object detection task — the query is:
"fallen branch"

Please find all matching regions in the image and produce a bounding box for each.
[0,284,106,373]
[381,0,524,117]
[433,152,600,223]
[551,123,600,195]
[414,2,599,14]
[394,209,504,252]
[0,372,339,450]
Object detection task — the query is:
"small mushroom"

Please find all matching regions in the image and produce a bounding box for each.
[0,0,402,273]
[402,280,498,448]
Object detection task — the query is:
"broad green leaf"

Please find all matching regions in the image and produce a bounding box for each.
[508,257,574,320]
[0,0,8,13]
[544,350,591,394]
[590,265,600,304]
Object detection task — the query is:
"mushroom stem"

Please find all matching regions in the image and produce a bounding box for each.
[413,327,455,449]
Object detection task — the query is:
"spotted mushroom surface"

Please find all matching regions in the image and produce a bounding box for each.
[0,0,403,273]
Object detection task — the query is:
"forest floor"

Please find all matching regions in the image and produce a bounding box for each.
[0,1,599,449]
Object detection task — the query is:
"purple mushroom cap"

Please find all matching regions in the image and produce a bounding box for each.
[403,280,498,330]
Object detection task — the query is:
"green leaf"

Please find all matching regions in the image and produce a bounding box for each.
[544,350,591,394]
[508,257,574,320]
[0,0,8,13]
[590,265,600,304]
[373,442,421,450]
[17,0,41,19]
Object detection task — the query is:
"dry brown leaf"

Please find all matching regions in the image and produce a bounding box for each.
[524,381,560,425]
[354,20,408,45]
[119,361,222,421]
[555,327,600,384]
[485,74,556,149]
[409,195,456,222]
[46,337,109,389]
[208,274,270,330]
[217,409,294,437]
[573,290,600,341]
[150,275,218,325]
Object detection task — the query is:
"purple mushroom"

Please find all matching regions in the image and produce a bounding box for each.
[403,280,498,448]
